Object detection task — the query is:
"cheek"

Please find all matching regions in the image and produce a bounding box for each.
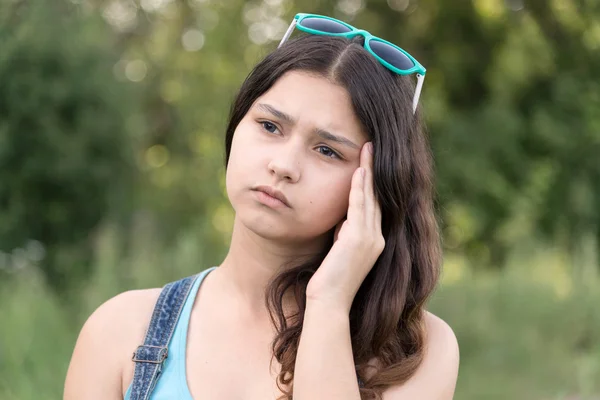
[228,126,252,168]
[227,124,262,176]
[302,172,353,224]
[226,127,254,201]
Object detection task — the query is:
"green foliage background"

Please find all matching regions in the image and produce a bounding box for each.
[0,0,599,399]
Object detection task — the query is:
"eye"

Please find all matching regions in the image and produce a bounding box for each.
[317,145,341,160]
[260,121,280,135]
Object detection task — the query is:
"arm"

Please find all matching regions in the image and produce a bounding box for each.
[63,289,160,400]
[293,300,360,399]
[64,294,127,400]
[293,305,459,400]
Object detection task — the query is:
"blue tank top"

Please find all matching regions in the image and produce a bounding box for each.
[125,266,365,399]
[124,266,217,400]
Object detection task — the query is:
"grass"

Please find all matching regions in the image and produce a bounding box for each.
[1,223,599,400]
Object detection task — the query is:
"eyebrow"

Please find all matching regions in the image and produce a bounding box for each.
[256,103,360,150]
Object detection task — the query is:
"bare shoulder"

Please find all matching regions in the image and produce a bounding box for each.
[423,310,460,357]
[64,288,161,400]
[381,311,460,400]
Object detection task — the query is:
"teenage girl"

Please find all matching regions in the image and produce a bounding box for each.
[64,13,459,400]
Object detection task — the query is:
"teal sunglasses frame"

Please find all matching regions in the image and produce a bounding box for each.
[278,13,426,114]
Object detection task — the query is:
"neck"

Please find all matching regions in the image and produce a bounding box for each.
[215,216,329,322]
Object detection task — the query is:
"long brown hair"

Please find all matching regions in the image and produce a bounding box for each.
[224,34,441,400]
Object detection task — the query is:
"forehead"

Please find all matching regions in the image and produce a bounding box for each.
[252,70,367,141]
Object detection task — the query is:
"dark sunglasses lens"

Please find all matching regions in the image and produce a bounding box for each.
[370,40,415,70]
[300,17,352,33]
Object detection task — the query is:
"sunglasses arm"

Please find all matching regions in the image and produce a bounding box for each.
[412,73,425,114]
[278,19,297,48]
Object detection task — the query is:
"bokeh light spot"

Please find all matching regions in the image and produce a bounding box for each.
[182,29,206,51]
[145,145,170,168]
[125,60,148,82]
[387,0,409,12]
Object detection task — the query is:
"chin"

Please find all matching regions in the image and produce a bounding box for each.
[244,213,337,250]
[238,207,292,238]
[241,212,324,246]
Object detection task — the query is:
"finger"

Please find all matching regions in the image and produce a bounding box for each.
[347,167,365,223]
[366,142,382,230]
[374,198,382,232]
[361,142,376,223]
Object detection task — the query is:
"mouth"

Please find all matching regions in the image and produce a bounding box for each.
[252,185,291,208]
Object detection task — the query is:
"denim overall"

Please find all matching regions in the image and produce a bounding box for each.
[127,267,365,399]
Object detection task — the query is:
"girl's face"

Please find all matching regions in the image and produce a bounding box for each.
[226,70,368,245]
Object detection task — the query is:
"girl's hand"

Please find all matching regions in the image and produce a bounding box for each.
[306,142,385,313]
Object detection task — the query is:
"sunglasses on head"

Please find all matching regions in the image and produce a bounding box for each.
[278,13,426,114]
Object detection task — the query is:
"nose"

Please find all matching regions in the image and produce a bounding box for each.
[267,142,301,183]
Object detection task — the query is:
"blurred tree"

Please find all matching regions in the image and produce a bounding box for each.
[2,0,598,290]
[0,1,138,289]
[94,0,600,271]
[356,0,600,269]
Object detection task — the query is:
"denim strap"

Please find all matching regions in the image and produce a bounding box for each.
[128,274,199,400]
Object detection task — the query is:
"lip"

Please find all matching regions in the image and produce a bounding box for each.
[253,185,291,208]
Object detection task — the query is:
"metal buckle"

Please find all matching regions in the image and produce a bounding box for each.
[131,345,168,364]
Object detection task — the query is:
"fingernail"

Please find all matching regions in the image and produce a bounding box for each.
[368,142,373,154]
